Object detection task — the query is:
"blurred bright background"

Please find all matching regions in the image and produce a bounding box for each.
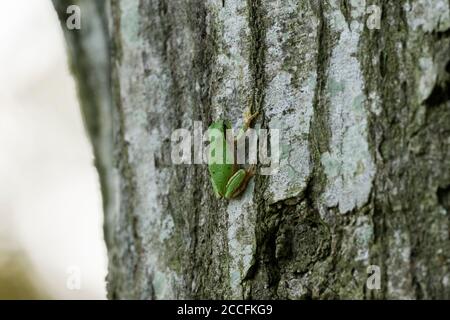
[0,1,107,299]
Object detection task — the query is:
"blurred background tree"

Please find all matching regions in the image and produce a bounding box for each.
[0,1,106,299]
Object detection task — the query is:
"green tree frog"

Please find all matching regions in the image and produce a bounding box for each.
[207,111,258,199]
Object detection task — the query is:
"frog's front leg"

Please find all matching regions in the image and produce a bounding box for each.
[243,109,259,131]
[235,110,259,143]
[224,165,256,199]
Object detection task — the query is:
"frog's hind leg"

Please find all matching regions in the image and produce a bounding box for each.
[225,165,256,199]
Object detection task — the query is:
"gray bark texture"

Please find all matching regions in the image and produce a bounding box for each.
[53,0,450,299]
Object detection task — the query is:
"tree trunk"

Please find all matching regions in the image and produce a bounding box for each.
[53,0,450,299]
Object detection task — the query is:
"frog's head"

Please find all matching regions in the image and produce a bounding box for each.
[208,119,231,131]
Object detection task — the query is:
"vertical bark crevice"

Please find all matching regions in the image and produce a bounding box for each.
[308,0,332,201]
[247,0,267,117]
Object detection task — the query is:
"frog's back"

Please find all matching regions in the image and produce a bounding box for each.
[208,164,230,196]
[208,119,231,131]
[207,120,234,197]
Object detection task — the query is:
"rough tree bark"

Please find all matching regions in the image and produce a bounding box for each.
[53,0,450,299]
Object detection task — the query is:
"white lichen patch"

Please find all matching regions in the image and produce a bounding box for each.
[280,277,310,299]
[159,214,175,242]
[265,73,315,203]
[262,0,318,204]
[227,181,256,298]
[321,1,375,214]
[405,0,450,33]
[151,267,183,299]
[386,230,415,299]
[152,270,170,299]
[352,216,374,263]
[443,275,449,288]
[206,0,251,120]
[119,0,141,44]
[417,56,438,103]
[368,91,382,116]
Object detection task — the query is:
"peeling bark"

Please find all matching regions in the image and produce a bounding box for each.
[54,0,450,299]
